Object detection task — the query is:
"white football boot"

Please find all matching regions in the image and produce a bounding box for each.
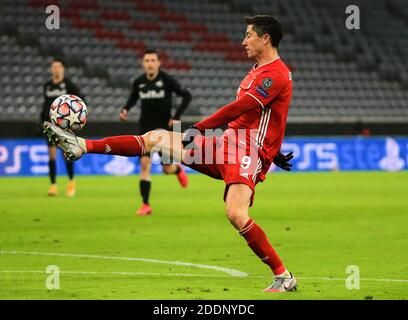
[43,121,86,161]
[263,273,297,293]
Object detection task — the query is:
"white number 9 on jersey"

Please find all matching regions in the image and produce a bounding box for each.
[240,156,252,169]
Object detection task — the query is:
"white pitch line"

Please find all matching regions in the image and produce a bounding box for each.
[0,270,232,278]
[1,270,407,284]
[0,250,247,278]
[2,251,407,284]
[255,275,408,283]
[297,276,408,283]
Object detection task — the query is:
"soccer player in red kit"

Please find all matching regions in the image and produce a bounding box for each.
[43,15,297,292]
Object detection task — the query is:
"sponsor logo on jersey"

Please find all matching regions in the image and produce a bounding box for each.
[255,85,269,98]
[46,88,68,97]
[138,83,146,88]
[139,90,165,99]
[262,77,273,89]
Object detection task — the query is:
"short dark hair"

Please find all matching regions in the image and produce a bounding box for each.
[143,49,159,59]
[244,15,283,48]
[51,58,65,66]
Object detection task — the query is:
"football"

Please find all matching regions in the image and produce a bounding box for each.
[49,94,88,132]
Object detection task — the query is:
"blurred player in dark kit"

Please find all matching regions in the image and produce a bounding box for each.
[119,50,192,216]
[40,59,83,197]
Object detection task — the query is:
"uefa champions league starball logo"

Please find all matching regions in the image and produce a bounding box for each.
[379,138,405,172]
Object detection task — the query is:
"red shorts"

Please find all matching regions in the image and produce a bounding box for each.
[182,131,265,206]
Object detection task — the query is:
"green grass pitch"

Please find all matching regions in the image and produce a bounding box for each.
[0,172,407,300]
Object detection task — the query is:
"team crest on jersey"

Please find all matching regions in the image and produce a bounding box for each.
[262,78,273,89]
[155,80,164,88]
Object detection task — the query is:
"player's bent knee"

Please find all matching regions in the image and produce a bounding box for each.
[143,129,170,149]
[140,158,151,171]
[225,207,249,230]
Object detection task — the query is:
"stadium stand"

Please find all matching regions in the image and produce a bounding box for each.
[0,0,407,123]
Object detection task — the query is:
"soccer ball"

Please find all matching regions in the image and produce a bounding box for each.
[49,94,88,132]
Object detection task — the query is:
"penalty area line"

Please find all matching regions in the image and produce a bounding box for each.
[255,275,408,283]
[0,270,232,278]
[0,250,247,278]
[2,271,407,283]
[298,276,408,283]
[3,250,405,283]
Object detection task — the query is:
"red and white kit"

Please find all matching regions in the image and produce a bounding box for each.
[185,57,293,204]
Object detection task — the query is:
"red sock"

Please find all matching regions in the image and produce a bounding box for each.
[240,219,286,275]
[85,135,146,156]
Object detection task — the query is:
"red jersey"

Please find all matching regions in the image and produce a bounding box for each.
[229,57,292,177]
[195,57,292,181]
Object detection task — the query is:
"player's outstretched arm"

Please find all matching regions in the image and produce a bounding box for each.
[194,94,261,131]
[194,70,286,131]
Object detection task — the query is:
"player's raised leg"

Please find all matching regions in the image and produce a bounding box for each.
[225,183,297,292]
[42,122,185,162]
